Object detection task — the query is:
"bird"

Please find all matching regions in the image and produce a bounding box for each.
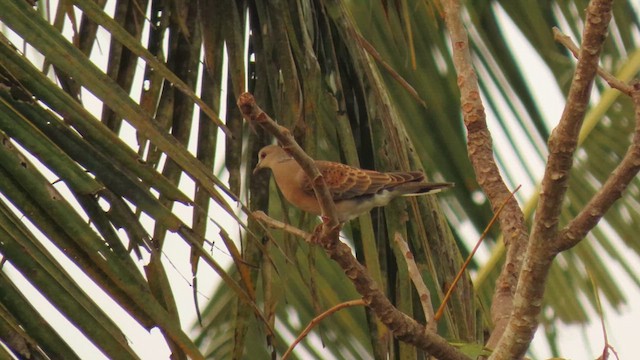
[253,145,453,223]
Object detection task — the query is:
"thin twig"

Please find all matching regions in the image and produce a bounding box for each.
[252,210,312,241]
[607,345,620,360]
[553,27,633,96]
[393,232,436,331]
[440,0,529,350]
[435,185,521,322]
[587,271,609,360]
[355,33,427,107]
[490,1,615,358]
[281,299,366,360]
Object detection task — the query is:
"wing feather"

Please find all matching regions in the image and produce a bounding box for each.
[299,161,427,201]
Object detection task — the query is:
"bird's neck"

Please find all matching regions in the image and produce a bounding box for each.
[275,155,293,165]
[271,158,302,195]
[272,157,300,179]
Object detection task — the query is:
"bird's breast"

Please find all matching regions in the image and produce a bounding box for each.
[271,166,323,216]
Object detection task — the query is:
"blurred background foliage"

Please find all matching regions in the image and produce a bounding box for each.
[0,0,638,359]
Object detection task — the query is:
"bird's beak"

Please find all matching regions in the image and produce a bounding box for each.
[252,163,262,175]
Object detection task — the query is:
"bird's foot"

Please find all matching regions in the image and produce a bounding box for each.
[309,223,324,244]
[309,217,343,245]
[309,216,334,244]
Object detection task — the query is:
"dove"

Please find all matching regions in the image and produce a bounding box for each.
[253,145,453,222]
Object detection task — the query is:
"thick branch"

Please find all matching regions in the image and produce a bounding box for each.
[529,0,613,252]
[324,232,468,360]
[556,81,640,251]
[441,0,529,348]
[240,93,470,360]
[490,1,614,358]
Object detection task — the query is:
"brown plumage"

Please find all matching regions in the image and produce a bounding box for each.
[253,145,453,222]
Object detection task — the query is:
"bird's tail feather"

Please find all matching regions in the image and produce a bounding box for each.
[398,182,454,196]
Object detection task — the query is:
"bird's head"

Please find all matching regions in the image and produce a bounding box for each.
[253,145,292,174]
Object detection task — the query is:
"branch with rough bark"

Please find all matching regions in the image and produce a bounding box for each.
[556,81,640,251]
[440,0,529,350]
[442,0,639,358]
[238,92,470,360]
[490,0,622,358]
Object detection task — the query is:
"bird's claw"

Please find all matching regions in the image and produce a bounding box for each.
[309,223,324,244]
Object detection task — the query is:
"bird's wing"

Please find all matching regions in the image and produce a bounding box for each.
[299,161,425,201]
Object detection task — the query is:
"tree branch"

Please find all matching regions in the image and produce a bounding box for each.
[553,27,633,96]
[393,232,436,332]
[529,0,613,252]
[490,1,614,358]
[435,185,520,324]
[318,228,470,360]
[440,0,529,348]
[252,210,313,241]
[239,93,470,360]
[556,80,640,251]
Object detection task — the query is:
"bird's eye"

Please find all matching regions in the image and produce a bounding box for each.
[259,152,266,159]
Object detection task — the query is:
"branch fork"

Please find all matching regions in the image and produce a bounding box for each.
[442,0,639,358]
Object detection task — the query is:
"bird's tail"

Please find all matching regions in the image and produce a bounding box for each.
[399,182,454,197]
